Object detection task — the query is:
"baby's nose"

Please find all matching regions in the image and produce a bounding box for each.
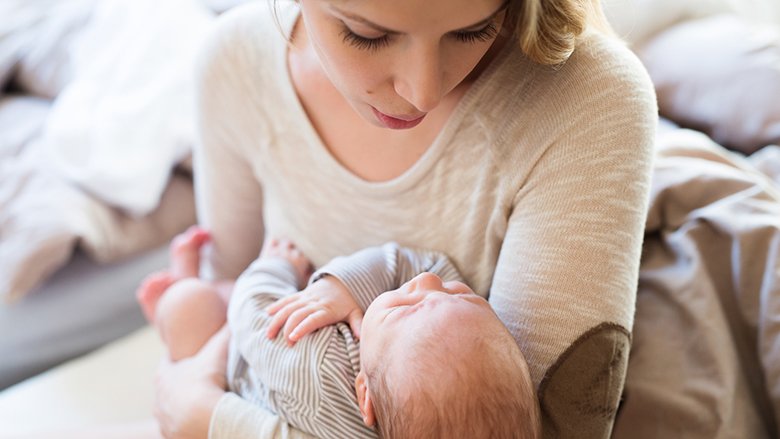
[412,272,444,291]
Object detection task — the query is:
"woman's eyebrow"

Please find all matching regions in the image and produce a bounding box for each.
[330,1,509,35]
[459,1,510,31]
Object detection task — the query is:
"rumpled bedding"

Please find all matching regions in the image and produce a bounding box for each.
[0,95,196,304]
[0,0,213,303]
[43,0,213,216]
[613,127,780,437]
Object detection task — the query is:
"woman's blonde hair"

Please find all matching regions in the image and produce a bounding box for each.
[509,0,613,65]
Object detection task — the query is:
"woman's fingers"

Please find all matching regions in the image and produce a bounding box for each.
[266,299,307,340]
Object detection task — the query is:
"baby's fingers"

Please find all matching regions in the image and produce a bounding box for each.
[288,310,332,343]
[266,295,298,315]
[266,300,306,340]
[282,306,320,345]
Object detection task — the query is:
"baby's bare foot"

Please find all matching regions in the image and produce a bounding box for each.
[170,226,210,279]
[261,238,313,289]
[136,271,176,322]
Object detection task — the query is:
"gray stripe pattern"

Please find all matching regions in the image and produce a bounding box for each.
[311,242,465,312]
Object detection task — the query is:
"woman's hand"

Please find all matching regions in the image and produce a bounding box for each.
[154,326,230,439]
[265,275,363,344]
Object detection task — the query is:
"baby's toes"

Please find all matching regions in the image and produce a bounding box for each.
[136,272,176,322]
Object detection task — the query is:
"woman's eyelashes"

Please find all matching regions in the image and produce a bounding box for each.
[339,27,391,51]
[339,21,500,52]
[453,22,499,43]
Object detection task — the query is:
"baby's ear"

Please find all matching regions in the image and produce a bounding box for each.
[355,371,376,426]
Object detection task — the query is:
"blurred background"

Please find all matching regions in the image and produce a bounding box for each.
[0,0,779,435]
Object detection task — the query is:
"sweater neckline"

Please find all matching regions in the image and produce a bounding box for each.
[275,4,512,196]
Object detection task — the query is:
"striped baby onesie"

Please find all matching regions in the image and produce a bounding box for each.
[226,242,464,439]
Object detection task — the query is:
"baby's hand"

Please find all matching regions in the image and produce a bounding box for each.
[265,276,363,345]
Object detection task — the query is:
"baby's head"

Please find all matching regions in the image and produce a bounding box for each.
[356,272,540,439]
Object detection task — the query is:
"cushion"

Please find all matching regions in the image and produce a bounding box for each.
[603,0,735,47]
[637,14,780,154]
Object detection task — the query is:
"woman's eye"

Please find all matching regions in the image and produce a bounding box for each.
[453,21,499,44]
[340,27,391,51]
[339,19,499,52]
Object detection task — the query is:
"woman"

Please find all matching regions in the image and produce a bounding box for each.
[156,0,656,437]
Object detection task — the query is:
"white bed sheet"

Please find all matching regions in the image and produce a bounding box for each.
[0,326,162,437]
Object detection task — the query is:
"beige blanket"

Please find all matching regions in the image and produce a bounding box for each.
[614,128,780,437]
[0,96,196,304]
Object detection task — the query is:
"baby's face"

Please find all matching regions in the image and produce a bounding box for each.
[360,272,494,371]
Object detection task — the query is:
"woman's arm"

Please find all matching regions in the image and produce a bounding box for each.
[209,394,316,439]
[487,41,657,438]
[193,7,269,283]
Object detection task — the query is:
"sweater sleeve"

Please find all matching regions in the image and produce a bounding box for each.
[193,5,267,282]
[487,41,657,438]
[210,393,317,439]
[310,242,464,312]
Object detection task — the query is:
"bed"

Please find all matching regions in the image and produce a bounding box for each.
[1,0,780,437]
[0,0,204,390]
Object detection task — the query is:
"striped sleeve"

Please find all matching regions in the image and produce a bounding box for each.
[310,242,464,312]
[227,257,304,395]
[233,322,376,439]
[228,257,301,327]
[290,325,377,439]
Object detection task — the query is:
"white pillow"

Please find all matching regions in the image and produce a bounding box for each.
[603,0,737,46]
[729,0,780,28]
[42,0,213,216]
[637,14,780,154]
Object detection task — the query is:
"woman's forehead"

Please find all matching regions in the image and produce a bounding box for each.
[322,0,507,32]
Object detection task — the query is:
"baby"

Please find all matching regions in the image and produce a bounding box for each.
[137,227,540,439]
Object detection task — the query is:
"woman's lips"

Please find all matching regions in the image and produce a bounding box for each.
[371,107,426,129]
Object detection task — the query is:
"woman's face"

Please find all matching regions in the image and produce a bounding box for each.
[298,0,508,129]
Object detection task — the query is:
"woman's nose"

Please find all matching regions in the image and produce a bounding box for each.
[394,44,445,113]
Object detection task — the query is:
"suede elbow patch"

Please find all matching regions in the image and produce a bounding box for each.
[538,323,631,439]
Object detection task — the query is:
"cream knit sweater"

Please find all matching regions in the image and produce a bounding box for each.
[197,2,657,437]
